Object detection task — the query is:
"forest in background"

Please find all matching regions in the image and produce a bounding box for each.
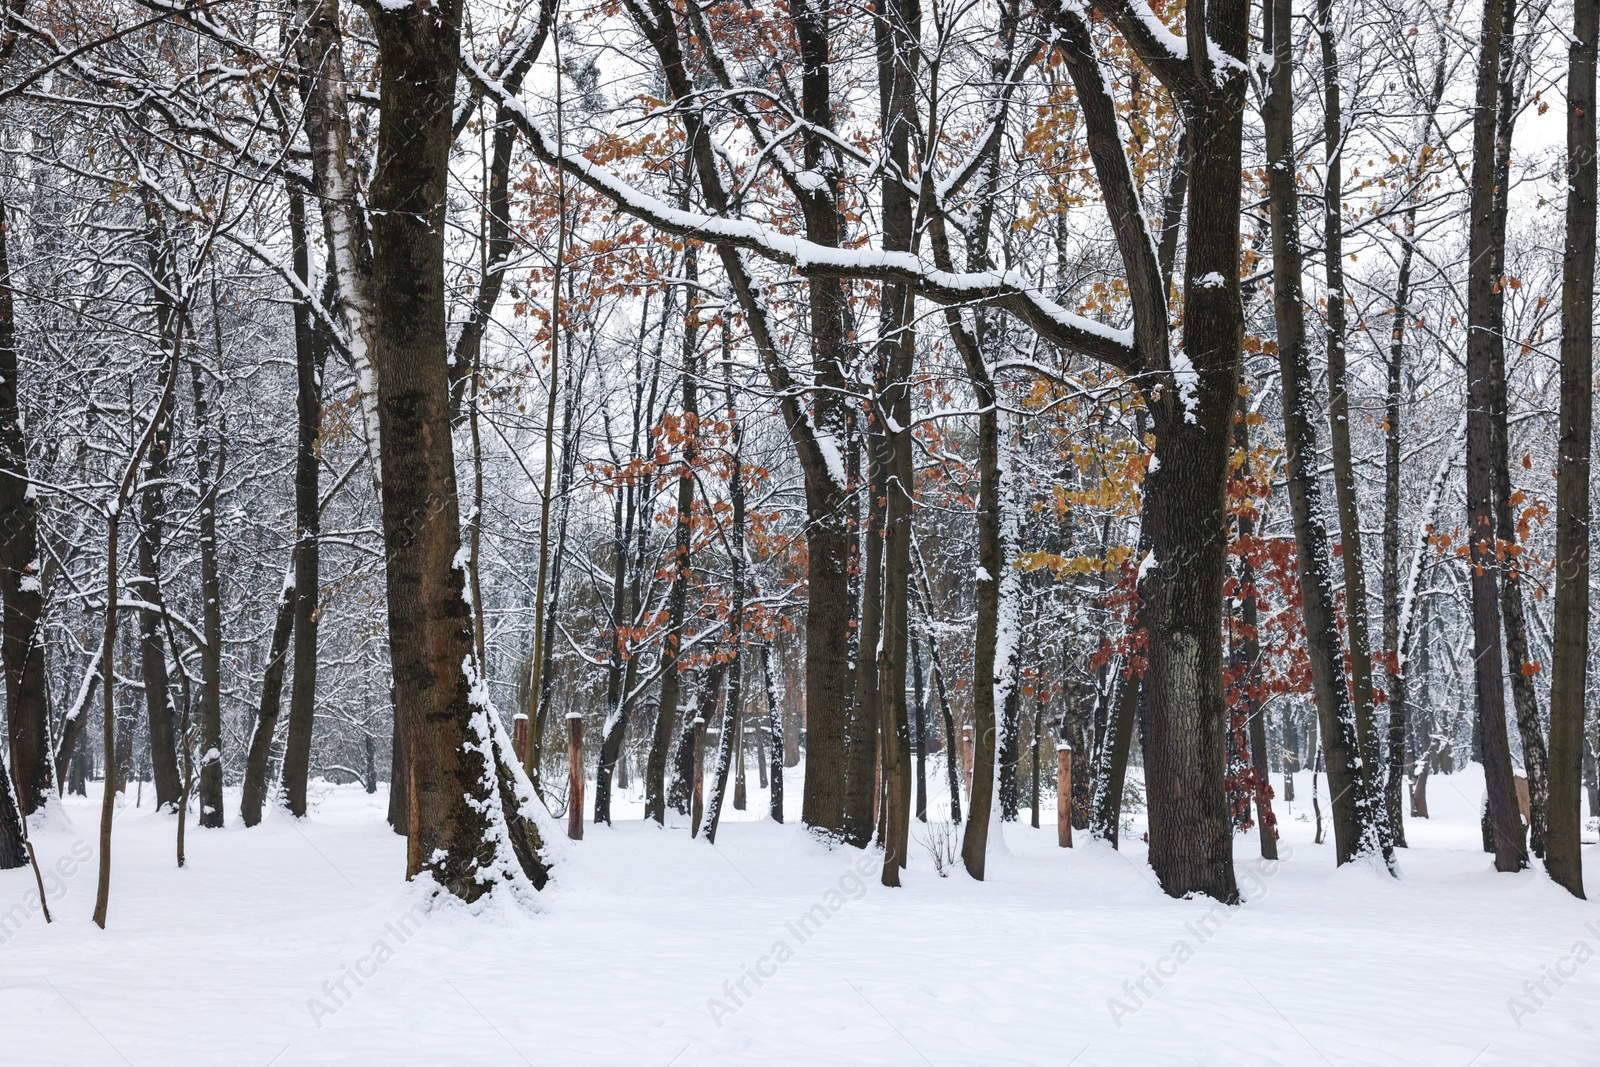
[0,0,1594,916]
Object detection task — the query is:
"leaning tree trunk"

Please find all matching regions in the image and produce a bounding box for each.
[0,195,50,814]
[365,0,548,897]
[1464,0,1529,872]
[1546,0,1596,899]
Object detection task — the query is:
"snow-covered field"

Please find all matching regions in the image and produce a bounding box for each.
[3,765,1597,1065]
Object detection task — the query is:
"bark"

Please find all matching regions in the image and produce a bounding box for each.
[282,266,325,820]
[870,0,919,883]
[1049,0,1251,900]
[1488,20,1549,857]
[0,753,23,869]
[295,0,380,490]
[363,0,548,897]
[193,340,225,828]
[763,644,784,822]
[1380,212,1415,849]
[0,196,49,814]
[1263,0,1389,870]
[1315,0,1384,808]
[1547,0,1596,898]
[849,409,883,848]
[134,436,181,810]
[242,189,320,826]
[911,631,927,822]
[1234,401,1276,860]
[1464,0,1530,872]
[702,371,747,844]
[788,0,857,840]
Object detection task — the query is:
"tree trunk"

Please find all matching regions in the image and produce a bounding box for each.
[702,386,746,844]
[366,0,548,897]
[134,211,183,812]
[1263,0,1389,870]
[0,197,50,815]
[296,0,380,488]
[1464,0,1530,872]
[1380,211,1416,849]
[763,644,783,821]
[1315,0,1385,814]
[242,189,320,827]
[1234,400,1277,860]
[1487,14,1549,859]
[282,262,325,819]
[911,631,928,822]
[193,333,225,829]
[1546,0,1595,898]
[646,251,699,824]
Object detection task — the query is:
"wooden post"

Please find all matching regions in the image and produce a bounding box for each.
[960,724,974,798]
[513,713,528,764]
[1056,744,1072,848]
[566,713,584,841]
[690,716,707,835]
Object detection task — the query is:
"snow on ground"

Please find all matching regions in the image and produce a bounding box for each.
[3,763,1598,1066]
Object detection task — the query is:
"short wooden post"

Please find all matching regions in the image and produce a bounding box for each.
[512,713,528,764]
[691,716,707,835]
[566,713,584,841]
[1056,744,1072,848]
[960,724,974,798]
[1514,774,1532,827]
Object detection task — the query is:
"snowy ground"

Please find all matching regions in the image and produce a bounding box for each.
[4,763,1598,1066]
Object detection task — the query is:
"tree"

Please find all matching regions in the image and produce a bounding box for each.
[1546,0,1596,899]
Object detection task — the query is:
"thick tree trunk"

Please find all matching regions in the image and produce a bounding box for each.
[1465,0,1530,872]
[1263,0,1389,870]
[0,753,24,869]
[0,196,49,815]
[1547,0,1596,898]
[366,0,548,897]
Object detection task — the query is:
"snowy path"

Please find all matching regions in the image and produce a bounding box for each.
[3,767,1597,1065]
